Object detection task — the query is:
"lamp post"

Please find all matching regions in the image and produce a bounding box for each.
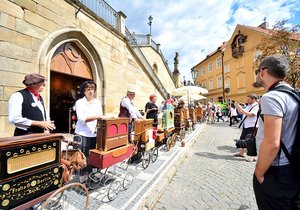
[148,15,153,34]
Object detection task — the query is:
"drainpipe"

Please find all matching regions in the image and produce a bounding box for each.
[221,51,225,103]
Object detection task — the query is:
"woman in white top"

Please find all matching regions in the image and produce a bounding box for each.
[74,81,105,177]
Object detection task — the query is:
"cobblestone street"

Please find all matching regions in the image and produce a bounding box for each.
[153,122,257,210]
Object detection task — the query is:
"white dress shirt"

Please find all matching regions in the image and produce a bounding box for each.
[74,97,103,137]
[8,91,48,130]
[121,97,143,121]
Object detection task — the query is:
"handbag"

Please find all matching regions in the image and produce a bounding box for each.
[245,134,257,156]
[61,149,87,171]
[245,108,260,156]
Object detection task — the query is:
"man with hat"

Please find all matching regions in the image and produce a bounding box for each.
[8,73,55,136]
[118,89,143,132]
[234,94,259,161]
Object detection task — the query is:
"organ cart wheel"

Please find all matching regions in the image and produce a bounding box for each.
[86,170,105,190]
[122,172,134,190]
[106,179,121,201]
[41,183,88,210]
[180,128,186,140]
[166,136,173,151]
[151,147,159,163]
[142,151,151,169]
[171,133,177,148]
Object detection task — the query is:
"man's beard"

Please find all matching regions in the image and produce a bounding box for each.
[253,77,264,88]
[252,81,264,88]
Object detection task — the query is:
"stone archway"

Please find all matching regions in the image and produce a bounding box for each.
[51,42,93,79]
[37,28,105,133]
[50,42,94,133]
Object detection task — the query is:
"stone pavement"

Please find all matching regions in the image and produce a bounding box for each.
[153,122,258,210]
[84,123,206,210]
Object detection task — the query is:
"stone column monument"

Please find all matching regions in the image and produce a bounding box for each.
[172,52,181,88]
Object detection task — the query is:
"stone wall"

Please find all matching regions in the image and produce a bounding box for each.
[0,0,175,137]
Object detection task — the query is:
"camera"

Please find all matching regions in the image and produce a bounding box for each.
[235,139,247,148]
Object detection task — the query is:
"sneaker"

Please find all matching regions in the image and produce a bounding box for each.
[245,157,256,162]
[233,153,245,157]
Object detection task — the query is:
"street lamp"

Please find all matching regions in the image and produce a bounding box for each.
[191,68,197,85]
[148,15,153,34]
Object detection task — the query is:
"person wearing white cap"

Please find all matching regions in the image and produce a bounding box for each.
[118,89,143,131]
[8,73,55,136]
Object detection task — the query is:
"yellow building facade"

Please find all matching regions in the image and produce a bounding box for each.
[193,24,271,104]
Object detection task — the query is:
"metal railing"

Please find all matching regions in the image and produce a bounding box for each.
[126,28,169,99]
[79,0,120,30]
[127,33,173,78]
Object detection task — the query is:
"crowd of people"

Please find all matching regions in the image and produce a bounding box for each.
[7,54,300,209]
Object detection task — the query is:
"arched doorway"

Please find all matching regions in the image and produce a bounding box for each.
[50,42,93,133]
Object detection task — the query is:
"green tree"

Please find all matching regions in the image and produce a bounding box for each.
[255,20,300,88]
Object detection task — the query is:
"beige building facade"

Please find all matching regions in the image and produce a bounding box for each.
[193,24,271,104]
[0,0,176,137]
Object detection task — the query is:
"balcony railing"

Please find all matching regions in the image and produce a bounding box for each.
[78,0,120,31]
[126,33,173,77]
[232,46,244,58]
[126,28,169,99]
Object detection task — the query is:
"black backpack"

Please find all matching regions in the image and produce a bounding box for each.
[270,85,300,175]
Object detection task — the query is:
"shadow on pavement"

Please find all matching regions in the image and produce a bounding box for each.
[217,145,237,153]
[194,152,246,161]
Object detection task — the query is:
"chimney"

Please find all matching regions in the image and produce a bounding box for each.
[258,18,269,29]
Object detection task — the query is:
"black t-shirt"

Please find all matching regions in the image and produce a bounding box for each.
[145,102,158,122]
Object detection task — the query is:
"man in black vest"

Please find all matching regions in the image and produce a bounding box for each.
[8,73,56,136]
[118,89,143,133]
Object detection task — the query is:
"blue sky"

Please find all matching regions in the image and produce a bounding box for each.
[106,0,300,81]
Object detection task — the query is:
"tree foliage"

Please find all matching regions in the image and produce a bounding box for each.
[255,20,300,88]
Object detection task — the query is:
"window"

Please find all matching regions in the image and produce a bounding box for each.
[201,80,206,88]
[225,78,230,88]
[224,64,230,73]
[208,63,213,72]
[237,74,245,88]
[195,70,199,78]
[216,57,222,69]
[217,75,222,88]
[202,66,206,75]
[209,79,213,90]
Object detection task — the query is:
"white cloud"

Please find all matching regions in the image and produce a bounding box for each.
[106,0,300,81]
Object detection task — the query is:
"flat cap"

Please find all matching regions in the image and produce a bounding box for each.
[22,73,46,86]
[127,89,136,95]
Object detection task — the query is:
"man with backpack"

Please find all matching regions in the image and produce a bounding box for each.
[253,54,300,210]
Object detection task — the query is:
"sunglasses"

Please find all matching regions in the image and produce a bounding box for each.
[255,67,268,75]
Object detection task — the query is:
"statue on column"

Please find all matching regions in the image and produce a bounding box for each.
[174,52,179,74]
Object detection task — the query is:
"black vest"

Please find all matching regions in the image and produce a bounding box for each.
[118,97,130,118]
[18,89,46,134]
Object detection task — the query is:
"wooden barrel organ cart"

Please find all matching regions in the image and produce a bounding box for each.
[174,107,186,141]
[131,118,158,169]
[189,108,197,131]
[196,105,204,122]
[0,133,89,210]
[155,104,177,151]
[88,117,135,201]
